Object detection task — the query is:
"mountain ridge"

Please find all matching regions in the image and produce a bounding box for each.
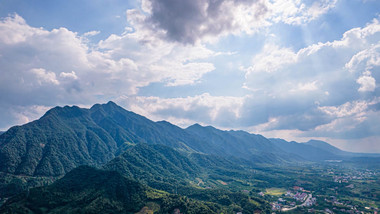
[0,101,376,177]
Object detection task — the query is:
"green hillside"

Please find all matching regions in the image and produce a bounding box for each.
[0,166,147,213]
[104,143,200,187]
[0,105,118,176]
[0,166,269,214]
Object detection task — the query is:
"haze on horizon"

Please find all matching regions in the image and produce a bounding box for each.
[0,0,379,153]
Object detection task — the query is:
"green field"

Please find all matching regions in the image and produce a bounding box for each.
[265,187,287,196]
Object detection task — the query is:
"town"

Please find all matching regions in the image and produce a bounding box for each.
[257,166,380,213]
[268,186,316,212]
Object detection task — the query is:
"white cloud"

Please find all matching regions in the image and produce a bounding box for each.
[60,71,78,80]
[157,62,215,86]
[0,14,37,44]
[0,13,217,96]
[98,10,218,87]
[357,73,376,92]
[236,17,380,141]
[345,43,380,72]
[83,30,100,37]
[0,104,51,130]
[31,68,59,85]
[244,44,297,74]
[244,17,380,92]
[299,97,380,140]
[318,100,368,118]
[296,81,319,92]
[0,14,218,129]
[116,93,246,128]
[344,43,380,92]
[245,18,380,78]
[269,0,337,25]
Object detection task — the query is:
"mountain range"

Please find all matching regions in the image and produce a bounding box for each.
[0,101,376,178]
[1,101,379,213]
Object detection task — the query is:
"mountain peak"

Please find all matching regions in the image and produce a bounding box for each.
[306,139,331,145]
[91,101,119,108]
[187,123,203,129]
[90,101,123,114]
[42,105,83,119]
[106,101,118,106]
[156,120,171,125]
[186,123,217,131]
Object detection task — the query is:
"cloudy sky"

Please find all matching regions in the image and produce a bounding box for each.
[1,0,380,152]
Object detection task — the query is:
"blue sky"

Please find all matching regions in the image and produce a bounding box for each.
[0,0,380,152]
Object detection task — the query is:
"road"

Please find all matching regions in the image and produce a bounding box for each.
[281,194,312,212]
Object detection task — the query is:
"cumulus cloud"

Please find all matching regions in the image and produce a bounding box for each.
[0,14,217,129]
[136,0,336,44]
[113,91,334,133]
[244,44,297,74]
[345,44,380,72]
[239,17,380,140]
[116,93,245,128]
[0,103,51,129]
[83,30,100,37]
[270,0,337,25]
[60,71,78,80]
[357,73,376,92]
[31,68,59,85]
[305,104,380,139]
[295,81,319,92]
[345,43,380,92]
[318,100,369,118]
[98,31,216,87]
[141,0,269,44]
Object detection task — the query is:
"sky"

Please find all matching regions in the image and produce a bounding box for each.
[0,0,380,153]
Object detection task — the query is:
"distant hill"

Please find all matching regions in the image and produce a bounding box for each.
[269,138,338,161]
[186,124,302,163]
[305,140,351,156]
[186,124,277,158]
[270,139,380,161]
[305,140,380,157]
